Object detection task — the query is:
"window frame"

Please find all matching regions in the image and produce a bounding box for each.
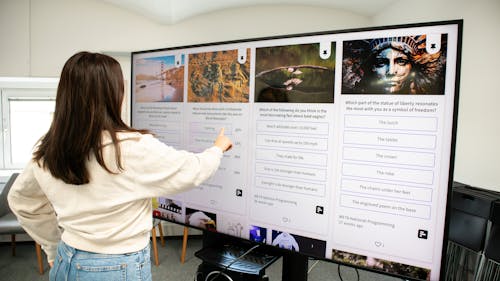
[0,77,58,172]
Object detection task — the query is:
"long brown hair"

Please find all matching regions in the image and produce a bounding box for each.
[34,51,147,185]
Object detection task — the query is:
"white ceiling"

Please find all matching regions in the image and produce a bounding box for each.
[100,0,399,25]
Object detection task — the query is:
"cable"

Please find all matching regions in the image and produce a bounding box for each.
[194,271,204,281]
[338,264,345,281]
[205,271,234,281]
[206,244,261,281]
[308,259,320,274]
[337,263,360,281]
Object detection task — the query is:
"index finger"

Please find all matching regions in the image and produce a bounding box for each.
[218,128,225,136]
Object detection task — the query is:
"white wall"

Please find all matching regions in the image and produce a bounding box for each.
[1,0,498,192]
[372,0,500,192]
[0,0,369,125]
[0,0,371,239]
[0,0,370,77]
[0,0,30,76]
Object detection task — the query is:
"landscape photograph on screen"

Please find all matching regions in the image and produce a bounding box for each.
[134,54,185,102]
[188,49,251,103]
[132,21,462,281]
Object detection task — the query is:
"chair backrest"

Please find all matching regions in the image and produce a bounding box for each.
[0,173,20,217]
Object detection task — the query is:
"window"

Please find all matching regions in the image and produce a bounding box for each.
[0,78,58,171]
[7,96,55,167]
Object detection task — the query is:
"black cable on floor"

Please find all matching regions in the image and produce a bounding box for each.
[337,263,360,281]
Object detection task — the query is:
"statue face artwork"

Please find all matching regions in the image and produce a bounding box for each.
[371,47,413,93]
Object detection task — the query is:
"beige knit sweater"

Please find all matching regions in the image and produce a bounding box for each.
[8,132,222,262]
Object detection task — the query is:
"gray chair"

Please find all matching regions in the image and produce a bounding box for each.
[0,173,44,274]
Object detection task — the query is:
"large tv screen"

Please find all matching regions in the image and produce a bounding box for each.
[131,20,462,281]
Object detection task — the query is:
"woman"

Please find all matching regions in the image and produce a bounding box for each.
[7,51,232,281]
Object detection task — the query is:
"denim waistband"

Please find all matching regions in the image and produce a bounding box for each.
[52,241,152,281]
[58,241,151,261]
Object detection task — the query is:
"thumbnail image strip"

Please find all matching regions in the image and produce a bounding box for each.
[272,230,327,257]
[332,249,431,280]
[185,207,218,232]
[153,197,184,223]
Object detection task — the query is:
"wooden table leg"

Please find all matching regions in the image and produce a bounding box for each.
[158,222,165,247]
[151,227,159,266]
[35,243,44,274]
[11,234,16,256]
[181,227,188,264]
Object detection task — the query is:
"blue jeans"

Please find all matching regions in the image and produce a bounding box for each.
[49,241,152,281]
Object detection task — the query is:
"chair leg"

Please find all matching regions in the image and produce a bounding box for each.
[157,222,165,247]
[181,227,188,264]
[151,227,159,266]
[35,243,44,274]
[11,234,16,256]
